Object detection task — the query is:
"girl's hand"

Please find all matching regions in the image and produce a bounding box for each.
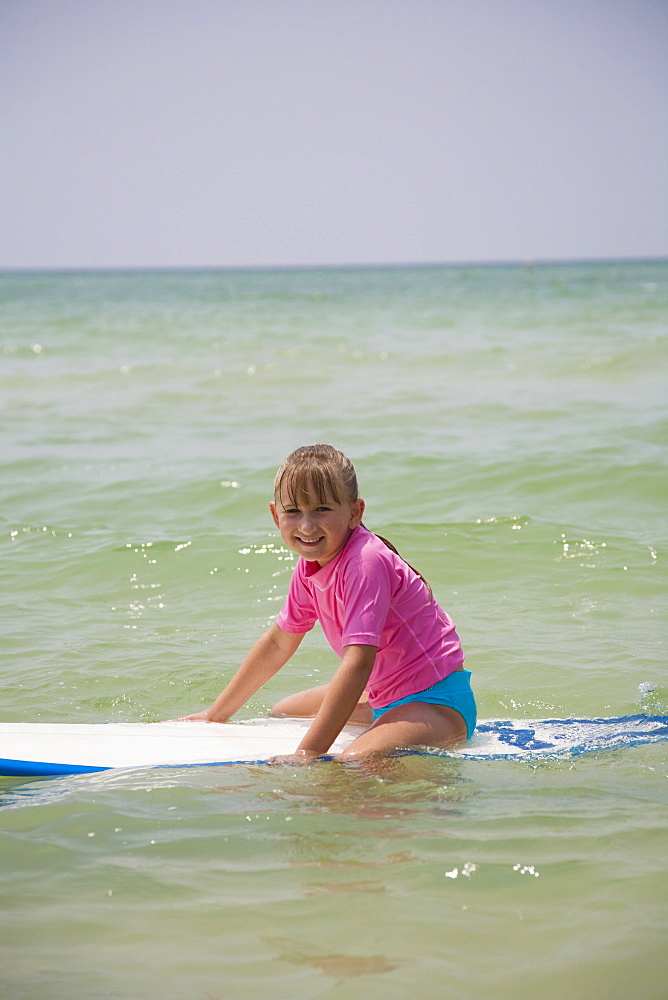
[173,710,229,723]
[267,749,324,765]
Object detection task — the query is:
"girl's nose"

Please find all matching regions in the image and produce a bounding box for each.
[298,511,317,534]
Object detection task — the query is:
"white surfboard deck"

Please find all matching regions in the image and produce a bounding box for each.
[1,714,667,777]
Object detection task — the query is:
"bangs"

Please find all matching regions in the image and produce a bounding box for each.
[273,444,358,508]
[275,464,344,507]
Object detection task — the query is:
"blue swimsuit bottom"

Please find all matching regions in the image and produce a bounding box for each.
[370,669,477,739]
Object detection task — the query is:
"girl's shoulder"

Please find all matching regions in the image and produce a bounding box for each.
[343,526,403,574]
[346,524,385,557]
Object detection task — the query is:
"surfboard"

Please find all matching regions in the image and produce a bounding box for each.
[1,714,667,777]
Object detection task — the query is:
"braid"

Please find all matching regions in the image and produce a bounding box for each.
[366,528,433,601]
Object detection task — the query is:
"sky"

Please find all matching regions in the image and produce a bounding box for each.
[1,0,667,269]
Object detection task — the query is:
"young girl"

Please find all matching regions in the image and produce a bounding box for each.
[187,444,476,762]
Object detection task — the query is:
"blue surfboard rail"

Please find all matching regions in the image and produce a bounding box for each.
[0,759,110,778]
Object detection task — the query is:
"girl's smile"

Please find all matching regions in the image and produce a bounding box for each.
[270,491,365,567]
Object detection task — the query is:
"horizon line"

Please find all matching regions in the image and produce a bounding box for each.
[1,254,667,275]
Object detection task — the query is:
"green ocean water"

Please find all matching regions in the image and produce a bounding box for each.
[1,261,666,999]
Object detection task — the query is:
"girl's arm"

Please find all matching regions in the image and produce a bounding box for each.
[284,644,377,759]
[186,623,305,723]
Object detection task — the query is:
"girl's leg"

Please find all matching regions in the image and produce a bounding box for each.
[270,684,328,718]
[337,701,466,759]
[271,685,374,726]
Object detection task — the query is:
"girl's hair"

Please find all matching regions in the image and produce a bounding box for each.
[274,444,432,597]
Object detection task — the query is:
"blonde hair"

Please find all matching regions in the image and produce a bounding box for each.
[274,444,432,597]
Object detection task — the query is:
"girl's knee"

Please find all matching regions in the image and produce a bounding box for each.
[271,685,373,725]
[270,685,329,718]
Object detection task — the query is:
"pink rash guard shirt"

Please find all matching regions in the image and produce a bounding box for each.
[275,525,464,708]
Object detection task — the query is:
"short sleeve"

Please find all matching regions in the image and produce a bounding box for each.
[339,549,393,647]
[275,562,317,635]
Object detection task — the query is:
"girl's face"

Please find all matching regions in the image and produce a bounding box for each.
[270,488,365,567]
